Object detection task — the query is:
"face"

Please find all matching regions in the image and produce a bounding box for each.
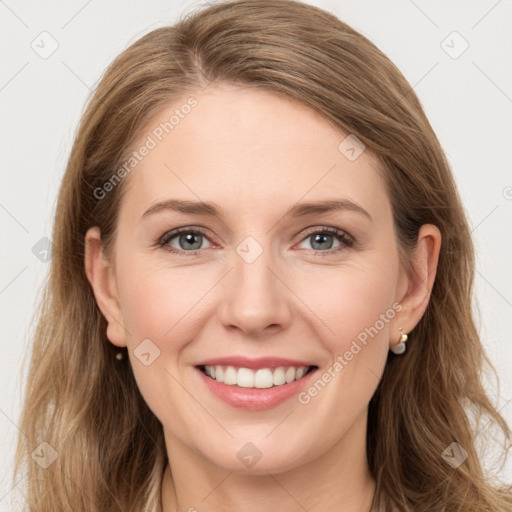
[91,83,413,475]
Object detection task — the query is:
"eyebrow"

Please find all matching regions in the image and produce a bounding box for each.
[141,199,372,221]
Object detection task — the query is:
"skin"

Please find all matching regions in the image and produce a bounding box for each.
[85,83,441,511]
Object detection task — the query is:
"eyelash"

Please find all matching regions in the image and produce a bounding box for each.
[156,226,355,256]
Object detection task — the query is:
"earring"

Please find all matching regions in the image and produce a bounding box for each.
[390,328,408,355]
[115,351,124,360]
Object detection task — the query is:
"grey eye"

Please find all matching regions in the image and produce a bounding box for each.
[167,231,211,251]
[298,232,341,251]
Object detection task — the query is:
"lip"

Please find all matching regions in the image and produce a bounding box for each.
[195,364,318,411]
[195,356,315,369]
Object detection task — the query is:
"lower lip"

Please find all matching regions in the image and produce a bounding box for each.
[196,367,317,410]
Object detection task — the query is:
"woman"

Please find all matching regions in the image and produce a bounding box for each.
[13,0,512,510]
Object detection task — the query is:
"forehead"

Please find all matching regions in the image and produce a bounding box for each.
[118,83,390,225]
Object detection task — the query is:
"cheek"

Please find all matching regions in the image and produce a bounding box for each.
[116,259,207,352]
[292,255,399,411]
[296,258,399,349]
[115,258,210,428]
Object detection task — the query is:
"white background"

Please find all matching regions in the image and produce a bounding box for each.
[1,0,511,508]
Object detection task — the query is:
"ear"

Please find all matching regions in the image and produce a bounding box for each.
[392,224,442,348]
[84,226,127,347]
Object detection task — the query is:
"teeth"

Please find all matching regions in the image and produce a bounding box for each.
[285,367,296,383]
[237,367,255,388]
[202,365,311,388]
[273,367,285,385]
[255,369,273,389]
[224,366,237,385]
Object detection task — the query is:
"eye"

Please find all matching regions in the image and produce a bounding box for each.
[158,227,213,254]
[296,227,354,254]
[157,226,354,256]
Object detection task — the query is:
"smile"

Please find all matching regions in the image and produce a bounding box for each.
[194,357,319,410]
[199,365,316,389]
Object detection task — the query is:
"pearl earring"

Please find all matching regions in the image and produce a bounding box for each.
[390,328,408,355]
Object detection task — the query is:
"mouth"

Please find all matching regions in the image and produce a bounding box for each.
[197,364,318,389]
[194,356,319,410]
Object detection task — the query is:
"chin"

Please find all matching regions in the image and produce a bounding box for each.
[202,441,310,476]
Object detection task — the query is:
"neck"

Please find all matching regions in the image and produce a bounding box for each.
[160,411,376,512]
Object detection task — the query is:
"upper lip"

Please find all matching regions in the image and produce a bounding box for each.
[195,356,316,369]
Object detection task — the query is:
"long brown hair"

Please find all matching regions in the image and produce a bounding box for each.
[13,1,512,510]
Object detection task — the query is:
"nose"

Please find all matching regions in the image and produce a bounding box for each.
[217,242,292,336]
